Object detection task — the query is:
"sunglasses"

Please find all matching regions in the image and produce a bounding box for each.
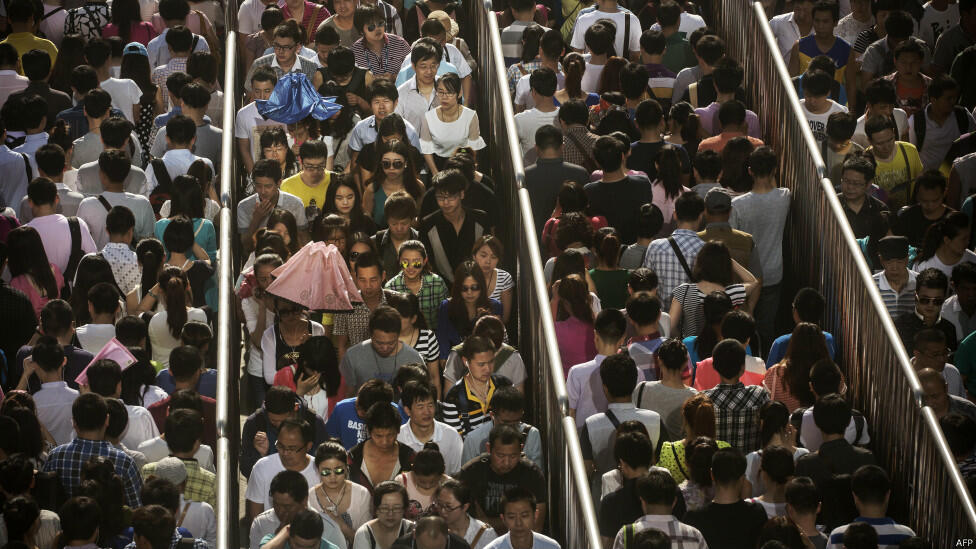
[320,466,346,477]
[382,159,405,169]
[461,284,480,292]
[401,260,423,269]
[366,21,386,32]
[350,251,361,261]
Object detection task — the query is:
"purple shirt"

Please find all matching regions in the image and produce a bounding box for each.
[555,316,597,377]
[695,101,762,138]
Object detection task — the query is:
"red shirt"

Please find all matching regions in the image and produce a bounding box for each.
[148,394,218,449]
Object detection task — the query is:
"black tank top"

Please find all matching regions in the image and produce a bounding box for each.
[317,66,368,103]
[273,320,312,371]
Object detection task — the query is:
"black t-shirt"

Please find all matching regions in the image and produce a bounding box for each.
[584,175,655,244]
[598,478,690,537]
[420,180,500,232]
[896,204,953,248]
[184,260,216,308]
[627,141,692,180]
[457,455,547,518]
[684,501,768,549]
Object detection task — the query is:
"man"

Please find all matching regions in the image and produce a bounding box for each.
[42,393,143,507]
[697,100,766,153]
[697,187,759,274]
[74,282,120,353]
[11,299,89,393]
[908,75,976,171]
[943,262,976,342]
[611,470,706,549]
[868,119,925,213]
[633,338,698,440]
[570,0,640,62]
[140,462,215,546]
[860,10,930,86]
[0,43,28,108]
[895,267,958,354]
[147,0,210,68]
[238,159,307,254]
[441,336,513,438]
[186,52,223,129]
[683,449,768,547]
[838,151,888,239]
[281,141,333,222]
[99,211,137,294]
[12,95,49,174]
[141,408,216,508]
[639,30,676,111]
[931,0,976,74]
[584,135,654,244]
[128,504,208,549]
[398,381,463,473]
[871,235,917,318]
[27,335,79,445]
[853,79,910,148]
[25,177,97,276]
[418,170,491,283]
[371,192,420,277]
[785,478,829,548]
[702,339,771,452]
[393,41,440,131]
[0,242,35,375]
[85,359,160,448]
[788,0,853,88]
[245,418,321,523]
[326,379,403,449]
[70,95,144,170]
[826,466,915,548]
[0,454,62,549]
[241,386,330,477]
[558,101,600,173]
[348,79,422,169]
[623,293,663,380]
[458,427,547,532]
[482,488,558,549]
[514,68,559,156]
[398,18,472,104]
[0,0,58,71]
[674,32,727,107]
[151,27,195,113]
[392,516,469,549]
[75,120,148,196]
[513,30,563,113]
[0,117,31,210]
[823,111,860,182]
[790,360,872,451]
[251,472,344,549]
[643,191,705,306]
[654,1,696,73]
[340,305,424,395]
[147,387,218,450]
[155,344,217,398]
[151,82,221,169]
[898,170,953,247]
[259,509,342,549]
[523,124,589,240]
[573,23,612,95]
[18,144,84,220]
[145,115,214,193]
[459,386,543,469]
[799,69,849,145]
[136,407,215,470]
[567,309,627,429]
[236,69,285,173]
[350,4,410,79]
[770,0,815,60]
[57,497,103,549]
[767,287,837,366]
[912,330,965,397]
[84,39,141,124]
[730,146,792,353]
[499,0,535,64]
[76,150,155,249]
[598,432,663,544]
[919,367,976,421]
[334,252,393,357]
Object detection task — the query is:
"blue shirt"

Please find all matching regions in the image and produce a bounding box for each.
[42,438,142,508]
[348,114,421,152]
[56,104,127,141]
[766,330,837,366]
[395,59,460,87]
[324,398,407,449]
[155,368,218,398]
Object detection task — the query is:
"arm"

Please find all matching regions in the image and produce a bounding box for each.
[668,295,682,336]
[15,357,36,392]
[261,327,276,386]
[312,70,324,90]
[534,504,547,533]
[949,164,963,210]
[346,150,359,173]
[238,137,255,175]
[191,240,212,264]
[426,358,442,399]
[423,153,438,175]
[462,75,474,107]
[787,41,800,76]
[245,500,265,526]
[845,49,858,109]
[500,287,513,324]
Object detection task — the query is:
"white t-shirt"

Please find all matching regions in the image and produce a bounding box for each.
[100,78,144,123]
[800,98,848,144]
[853,108,909,148]
[242,295,274,377]
[244,454,320,511]
[919,1,960,51]
[514,71,566,108]
[122,403,160,449]
[744,447,810,497]
[177,496,216,547]
[514,108,558,155]
[484,532,561,549]
[915,249,976,279]
[235,101,286,160]
[149,308,209,365]
[580,61,605,94]
[461,517,498,549]
[571,10,642,58]
[136,436,216,471]
[649,11,707,35]
[397,419,465,474]
[76,323,116,354]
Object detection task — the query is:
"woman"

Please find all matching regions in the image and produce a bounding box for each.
[162,216,215,309]
[505,23,544,94]
[48,121,79,189]
[348,403,416,494]
[745,401,809,497]
[261,298,326,386]
[386,291,441,392]
[670,241,758,337]
[155,175,218,263]
[347,232,379,273]
[312,213,351,252]
[434,479,497,549]
[666,101,704,155]
[419,73,485,174]
[351,481,414,549]
[469,236,513,324]
[435,261,503,359]
[78,460,129,549]
[103,0,157,44]
[1,497,40,549]
[588,227,629,311]
[597,57,628,95]
[119,43,163,165]
[552,274,597,373]
[762,323,833,412]
[120,351,168,407]
[49,34,87,94]
[547,248,600,310]
[70,254,123,325]
[554,52,600,107]
[651,145,690,230]
[310,441,372,545]
[325,175,377,236]
[362,139,425,226]
[682,291,734,368]
[129,237,166,313]
[356,114,422,184]
[65,0,112,42]
[260,127,301,179]
[6,226,63,317]
[541,182,607,259]
[657,394,732,484]
[267,208,301,257]
[147,266,208,365]
[273,336,345,419]
[720,137,756,194]
[913,212,976,278]
[385,240,449,329]
[400,443,450,520]
[679,437,719,512]
[242,253,282,407]
[313,46,370,103]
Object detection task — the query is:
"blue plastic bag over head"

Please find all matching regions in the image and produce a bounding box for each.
[255,72,342,124]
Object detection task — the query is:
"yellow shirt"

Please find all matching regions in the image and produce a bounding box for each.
[867,141,923,211]
[280,170,332,211]
[0,33,58,75]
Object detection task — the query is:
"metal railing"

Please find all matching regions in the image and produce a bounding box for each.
[459,0,602,546]
[711,0,976,543]
[215,1,242,548]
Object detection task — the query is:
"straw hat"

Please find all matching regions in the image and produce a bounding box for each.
[427,10,458,41]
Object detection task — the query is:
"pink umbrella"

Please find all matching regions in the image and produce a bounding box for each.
[265,242,362,312]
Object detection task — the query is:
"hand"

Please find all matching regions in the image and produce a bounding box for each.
[345,92,358,106]
[253,197,275,225]
[78,383,90,394]
[296,371,321,396]
[254,431,269,456]
[23,356,37,375]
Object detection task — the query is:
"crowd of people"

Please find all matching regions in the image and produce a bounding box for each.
[0,0,973,545]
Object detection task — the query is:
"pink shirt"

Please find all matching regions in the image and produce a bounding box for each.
[697,132,765,154]
[26,214,98,275]
[693,356,767,391]
[103,22,159,45]
[10,264,64,317]
[555,316,597,377]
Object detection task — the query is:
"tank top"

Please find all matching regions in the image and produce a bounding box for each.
[372,184,389,226]
[273,321,312,371]
[317,66,368,103]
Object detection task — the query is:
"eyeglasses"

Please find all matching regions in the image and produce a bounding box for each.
[272,42,297,51]
[435,193,460,201]
[376,505,404,515]
[436,90,456,97]
[461,284,480,292]
[917,296,946,306]
[840,178,867,187]
[401,260,424,269]
[303,163,327,172]
[433,501,463,513]
[382,159,405,169]
[366,21,386,32]
[275,441,306,454]
[319,466,346,477]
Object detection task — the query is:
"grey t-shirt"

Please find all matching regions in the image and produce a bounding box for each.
[151,122,223,172]
[237,190,308,232]
[861,36,931,76]
[319,16,361,47]
[76,160,147,196]
[730,188,791,286]
[620,243,648,270]
[70,131,144,169]
[633,381,698,442]
[339,340,424,389]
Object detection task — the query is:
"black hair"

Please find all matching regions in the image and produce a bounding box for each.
[635,469,678,506]
[72,393,109,432]
[291,510,325,540]
[710,447,747,485]
[625,292,662,327]
[812,393,852,435]
[712,338,746,379]
[599,353,638,397]
[529,67,557,96]
[851,464,890,505]
[269,470,309,503]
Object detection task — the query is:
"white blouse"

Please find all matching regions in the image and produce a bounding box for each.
[419,106,486,158]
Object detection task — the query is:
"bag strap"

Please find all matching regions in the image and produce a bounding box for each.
[151,159,173,189]
[624,523,635,549]
[20,153,32,182]
[914,109,926,150]
[40,6,63,20]
[97,195,112,212]
[566,130,598,173]
[64,216,83,283]
[622,12,631,60]
[688,82,699,108]
[898,143,912,193]
[470,523,490,546]
[636,382,646,407]
[667,236,694,279]
[176,502,192,526]
[605,408,621,429]
[305,5,322,43]
[853,410,865,444]
[670,443,689,479]
[456,383,471,434]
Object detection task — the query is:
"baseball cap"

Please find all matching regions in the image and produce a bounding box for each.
[704,187,732,212]
[123,42,149,58]
[877,235,909,260]
[153,457,188,485]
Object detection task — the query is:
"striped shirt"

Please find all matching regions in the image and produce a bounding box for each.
[612,515,708,549]
[500,21,533,66]
[352,34,411,77]
[441,374,512,437]
[671,282,747,338]
[827,518,915,549]
[409,328,440,366]
[873,269,917,319]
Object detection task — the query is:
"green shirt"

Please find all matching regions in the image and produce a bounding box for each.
[662,32,697,74]
[384,271,449,329]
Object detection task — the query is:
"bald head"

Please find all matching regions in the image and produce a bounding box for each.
[414,516,449,549]
[918,367,946,388]
[919,367,950,415]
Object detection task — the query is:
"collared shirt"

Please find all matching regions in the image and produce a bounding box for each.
[43,437,143,507]
[13,132,49,174]
[394,76,437,131]
[703,382,770,452]
[873,269,917,319]
[942,294,976,342]
[146,149,215,192]
[395,42,472,85]
[147,28,210,69]
[839,193,889,239]
[566,354,608,429]
[243,53,319,93]
[397,419,464,473]
[237,190,308,233]
[34,381,79,445]
[102,242,140,295]
[351,34,411,76]
[348,114,421,152]
[505,58,543,97]
[484,532,560,549]
[561,125,599,170]
[152,56,189,111]
[384,271,449,328]
[442,374,509,437]
[0,144,30,208]
[643,229,705,306]
[143,457,217,507]
[768,11,807,61]
[612,515,708,549]
[419,208,490,283]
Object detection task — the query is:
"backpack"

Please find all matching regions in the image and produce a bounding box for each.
[914,105,971,151]
[148,159,174,219]
[790,406,867,447]
[63,216,84,292]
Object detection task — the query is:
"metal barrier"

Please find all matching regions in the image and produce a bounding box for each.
[215,2,242,548]
[459,0,602,546]
[711,0,976,543]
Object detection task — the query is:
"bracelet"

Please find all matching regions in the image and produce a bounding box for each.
[148,291,159,300]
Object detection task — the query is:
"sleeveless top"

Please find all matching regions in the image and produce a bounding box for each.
[317,66,368,103]
[372,184,389,225]
[272,320,312,371]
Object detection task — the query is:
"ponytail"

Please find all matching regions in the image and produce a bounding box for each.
[915,212,970,267]
[49,119,73,152]
[681,113,703,152]
[160,266,190,338]
[520,24,545,63]
[594,228,621,268]
[562,52,585,98]
[656,145,683,200]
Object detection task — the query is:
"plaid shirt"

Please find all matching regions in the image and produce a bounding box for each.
[562,125,599,171]
[384,272,449,329]
[124,528,211,549]
[152,56,188,112]
[612,515,708,549]
[42,438,143,508]
[506,59,542,96]
[643,229,705,306]
[143,458,216,508]
[703,382,770,452]
[333,291,388,346]
[351,34,411,76]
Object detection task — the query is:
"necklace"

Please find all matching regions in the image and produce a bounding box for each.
[439,105,461,123]
[466,374,490,402]
[319,483,346,515]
